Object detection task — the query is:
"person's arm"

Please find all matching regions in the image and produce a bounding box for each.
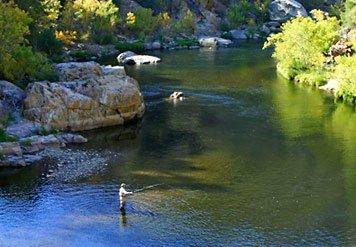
[122,188,133,195]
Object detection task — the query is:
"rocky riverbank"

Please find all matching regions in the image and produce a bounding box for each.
[63,0,312,62]
[0,62,145,168]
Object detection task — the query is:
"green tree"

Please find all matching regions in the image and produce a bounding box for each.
[61,0,119,44]
[263,10,340,80]
[127,8,158,36]
[0,2,56,86]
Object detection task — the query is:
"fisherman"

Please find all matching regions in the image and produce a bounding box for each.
[119,183,133,211]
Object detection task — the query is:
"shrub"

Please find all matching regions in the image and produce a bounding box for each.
[55,30,78,45]
[32,28,63,57]
[115,41,145,53]
[127,8,158,35]
[0,114,15,128]
[0,128,17,143]
[263,10,340,79]
[227,2,249,28]
[294,70,327,86]
[342,0,356,28]
[71,50,90,60]
[2,46,57,87]
[157,12,171,27]
[175,38,199,47]
[171,10,196,36]
[0,2,57,86]
[21,139,32,147]
[334,55,356,104]
[61,0,119,44]
[227,0,270,28]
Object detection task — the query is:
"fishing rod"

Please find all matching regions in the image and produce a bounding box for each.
[133,184,162,193]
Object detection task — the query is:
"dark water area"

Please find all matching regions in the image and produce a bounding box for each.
[1,42,355,246]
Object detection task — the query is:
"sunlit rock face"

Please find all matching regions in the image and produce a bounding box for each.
[24,62,145,131]
[269,0,308,21]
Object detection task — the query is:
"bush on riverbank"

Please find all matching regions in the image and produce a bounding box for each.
[115,41,145,53]
[334,55,356,104]
[264,8,356,104]
[263,10,340,80]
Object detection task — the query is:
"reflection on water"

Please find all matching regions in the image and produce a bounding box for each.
[0,42,355,246]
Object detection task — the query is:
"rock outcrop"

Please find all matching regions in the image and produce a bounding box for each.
[23,62,145,131]
[269,0,308,21]
[198,37,232,48]
[0,133,88,167]
[0,80,25,120]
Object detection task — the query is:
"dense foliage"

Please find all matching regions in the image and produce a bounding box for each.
[0,2,56,86]
[227,0,270,28]
[264,8,356,104]
[61,0,119,44]
[342,0,356,27]
[264,10,340,80]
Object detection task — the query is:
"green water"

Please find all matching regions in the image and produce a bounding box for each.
[0,43,355,246]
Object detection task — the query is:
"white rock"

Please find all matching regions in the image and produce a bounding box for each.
[216,38,233,46]
[117,51,137,64]
[123,55,161,65]
[199,37,218,47]
[319,79,339,92]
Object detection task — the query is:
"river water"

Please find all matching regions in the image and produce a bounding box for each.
[0,42,355,246]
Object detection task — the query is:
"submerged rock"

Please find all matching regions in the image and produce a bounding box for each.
[269,0,308,22]
[170,91,184,99]
[199,37,233,47]
[199,37,218,48]
[24,62,145,131]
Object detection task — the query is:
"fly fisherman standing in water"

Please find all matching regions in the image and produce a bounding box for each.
[119,183,133,211]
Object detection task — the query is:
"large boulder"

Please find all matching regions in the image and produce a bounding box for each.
[216,38,233,46]
[0,80,25,119]
[122,55,161,65]
[117,51,137,64]
[24,62,145,131]
[199,37,218,47]
[55,61,102,81]
[269,0,308,21]
[230,29,248,39]
[144,41,162,50]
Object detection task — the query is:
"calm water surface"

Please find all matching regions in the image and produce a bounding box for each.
[0,42,355,246]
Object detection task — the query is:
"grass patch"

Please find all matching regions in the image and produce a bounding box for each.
[70,50,90,61]
[0,128,17,142]
[0,113,14,127]
[115,41,145,53]
[38,127,59,136]
[175,38,199,47]
[21,138,32,147]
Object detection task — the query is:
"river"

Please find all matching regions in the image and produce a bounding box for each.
[0,42,355,246]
